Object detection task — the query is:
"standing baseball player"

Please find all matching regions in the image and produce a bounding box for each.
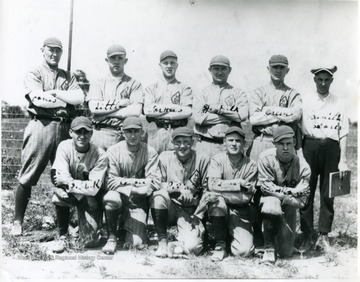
[248,55,302,161]
[12,37,84,236]
[51,116,108,253]
[87,44,143,150]
[257,126,310,262]
[204,127,257,261]
[150,127,209,258]
[193,55,248,157]
[299,66,349,252]
[101,117,161,254]
[144,50,193,154]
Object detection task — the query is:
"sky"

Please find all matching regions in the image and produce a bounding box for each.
[0,0,358,121]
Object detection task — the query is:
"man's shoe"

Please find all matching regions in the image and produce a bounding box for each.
[299,234,315,253]
[102,238,117,255]
[52,236,67,253]
[156,239,168,258]
[211,245,226,262]
[11,221,23,237]
[315,234,331,252]
[262,248,276,263]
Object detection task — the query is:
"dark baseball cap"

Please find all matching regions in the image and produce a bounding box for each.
[172,127,194,140]
[269,55,288,66]
[71,116,93,131]
[123,117,142,130]
[43,37,63,50]
[160,50,178,62]
[224,126,245,139]
[210,55,231,67]
[273,125,294,142]
[107,44,126,57]
[311,66,337,76]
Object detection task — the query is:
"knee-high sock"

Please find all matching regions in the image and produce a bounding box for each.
[14,184,31,223]
[105,209,119,239]
[55,205,70,236]
[151,208,168,241]
[211,216,226,247]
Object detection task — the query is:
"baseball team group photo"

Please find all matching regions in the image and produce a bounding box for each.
[1,0,357,280]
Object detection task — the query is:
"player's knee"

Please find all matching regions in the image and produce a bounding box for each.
[150,190,169,209]
[208,197,227,217]
[52,194,71,207]
[102,191,122,210]
[231,242,254,257]
[185,237,204,255]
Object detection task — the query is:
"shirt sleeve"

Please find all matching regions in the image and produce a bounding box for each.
[339,101,349,139]
[24,69,44,96]
[129,80,144,105]
[193,87,210,125]
[234,88,249,121]
[51,142,74,186]
[249,87,279,125]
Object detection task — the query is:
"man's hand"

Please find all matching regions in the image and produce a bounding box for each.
[208,104,222,114]
[178,189,194,204]
[240,181,253,192]
[53,187,69,199]
[53,174,70,187]
[132,186,153,196]
[338,161,349,179]
[118,99,131,107]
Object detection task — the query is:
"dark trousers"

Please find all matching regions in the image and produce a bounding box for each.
[300,138,340,234]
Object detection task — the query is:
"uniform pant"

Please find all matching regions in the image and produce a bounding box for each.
[150,189,204,254]
[52,193,102,247]
[18,119,70,186]
[260,196,297,257]
[208,195,253,257]
[91,128,124,151]
[247,135,275,162]
[300,138,340,234]
[102,190,148,247]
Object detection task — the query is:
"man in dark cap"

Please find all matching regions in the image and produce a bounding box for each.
[150,127,210,258]
[299,66,349,252]
[203,126,257,261]
[248,55,302,161]
[257,125,311,262]
[50,116,108,253]
[101,117,161,254]
[87,44,143,150]
[193,55,249,157]
[11,37,84,236]
[144,50,193,154]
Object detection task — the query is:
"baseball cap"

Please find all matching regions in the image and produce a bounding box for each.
[269,55,288,66]
[160,50,178,62]
[273,125,294,142]
[210,55,231,67]
[172,127,194,140]
[43,37,63,50]
[123,117,142,130]
[107,44,126,57]
[311,66,337,76]
[71,116,93,131]
[224,126,245,139]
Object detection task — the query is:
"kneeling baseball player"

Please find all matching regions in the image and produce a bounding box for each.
[257,125,310,262]
[150,127,210,258]
[51,116,108,253]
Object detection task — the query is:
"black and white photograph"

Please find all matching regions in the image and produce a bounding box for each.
[0,0,358,280]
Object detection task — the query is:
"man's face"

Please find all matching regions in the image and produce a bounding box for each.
[172,136,193,159]
[42,46,63,67]
[69,128,93,151]
[106,54,127,75]
[274,137,295,163]
[268,65,289,82]
[314,72,333,95]
[224,133,244,156]
[124,128,143,147]
[159,57,178,79]
[209,65,231,85]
